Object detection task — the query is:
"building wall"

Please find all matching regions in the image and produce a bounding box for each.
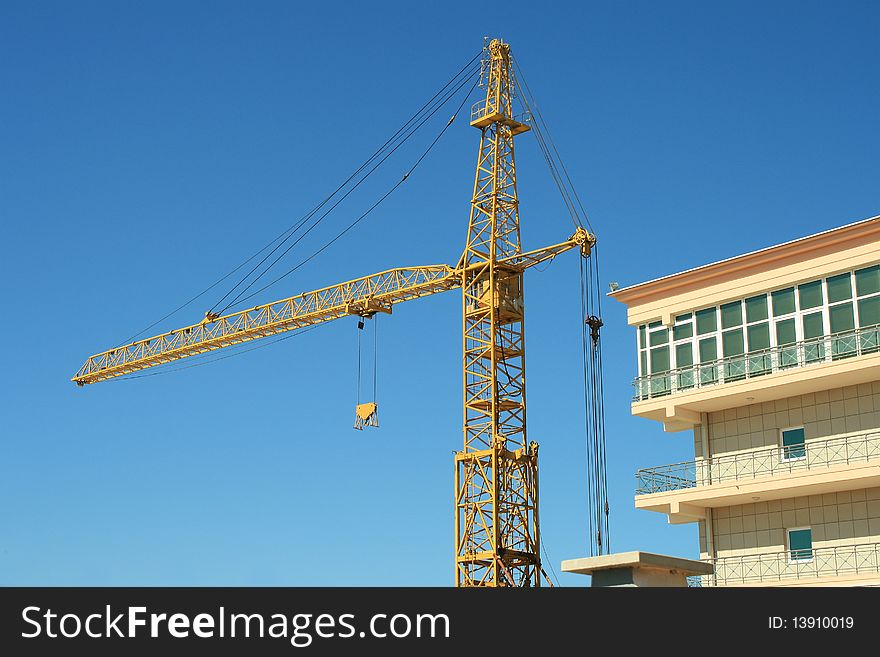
[699,487,880,561]
[692,381,880,460]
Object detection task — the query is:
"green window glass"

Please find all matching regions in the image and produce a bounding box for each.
[829,303,856,358]
[675,342,693,367]
[781,427,806,460]
[747,322,770,351]
[696,308,717,335]
[649,328,668,346]
[802,311,825,362]
[859,296,880,327]
[776,318,798,368]
[638,325,646,349]
[650,346,669,373]
[829,303,854,333]
[827,273,853,303]
[788,527,813,562]
[699,337,717,362]
[722,329,745,380]
[802,312,824,339]
[798,280,823,310]
[776,318,796,345]
[675,343,695,388]
[858,297,880,353]
[673,323,693,341]
[722,329,744,356]
[745,295,768,323]
[720,301,743,329]
[648,320,661,329]
[640,350,648,377]
[856,265,880,297]
[675,313,692,322]
[698,337,717,384]
[771,287,796,316]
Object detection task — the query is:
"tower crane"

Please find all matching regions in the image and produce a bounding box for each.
[73,39,599,587]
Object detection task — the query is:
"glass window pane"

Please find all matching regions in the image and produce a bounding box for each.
[696,308,717,335]
[829,303,854,334]
[856,265,880,297]
[772,287,795,316]
[675,343,693,368]
[802,312,825,362]
[673,323,693,341]
[827,273,853,303]
[649,328,668,346]
[776,318,796,345]
[638,325,646,349]
[788,528,812,561]
[720,302,743,329]
[782,427,805,448]
[675,313,692,322]
[648,320,661,329]
[859,296,880,327]
[802,312,824,339]
[650,346,669,373]
[699,337,717,362]
[798,280,823,310]
[747,322,770,351]
[722,329,744,356]
[640,350,648,377]
[745,295,768,323]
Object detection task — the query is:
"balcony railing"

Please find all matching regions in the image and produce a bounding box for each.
[633,325,880,402]
[688,542,880,586]
[636,430,880,495]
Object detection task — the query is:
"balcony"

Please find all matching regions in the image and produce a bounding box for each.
[687,542,880,586]
[631,326,880,431]
[635,431,880,521]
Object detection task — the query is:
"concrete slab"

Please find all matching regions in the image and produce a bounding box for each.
[561,551,713,587]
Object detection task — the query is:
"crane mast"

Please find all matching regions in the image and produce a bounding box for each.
[72,38,597,587]
[456,39,539,587]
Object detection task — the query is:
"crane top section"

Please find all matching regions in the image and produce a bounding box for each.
[470,38,530,135]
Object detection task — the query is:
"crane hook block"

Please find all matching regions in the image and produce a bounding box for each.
[354,402,379,431]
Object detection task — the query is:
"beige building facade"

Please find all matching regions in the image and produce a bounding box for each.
[612,215,880,586]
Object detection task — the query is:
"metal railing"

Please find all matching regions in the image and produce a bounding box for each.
[688,542,880,586]
[636,430,880,495]
[469,99,532,126]
[633,325,880,402]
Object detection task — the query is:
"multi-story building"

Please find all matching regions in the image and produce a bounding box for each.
[611,215,880,586]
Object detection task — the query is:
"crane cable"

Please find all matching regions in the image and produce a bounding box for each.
[511,53,610,557]
[510,56,593,234]
[580,249,610,556]
[113,51,482,348]
[225,73,480,312]
[212,61,482,315]
[354,315,380,408]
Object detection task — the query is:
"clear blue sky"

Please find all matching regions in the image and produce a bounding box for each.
[1,1,878,585]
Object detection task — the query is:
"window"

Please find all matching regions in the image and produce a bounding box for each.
[780,426,806,461]
[787,527,813,563]
[798,280,823,310]
[771,287,795,316]
[696,307,717,335]
[634,262,880,397]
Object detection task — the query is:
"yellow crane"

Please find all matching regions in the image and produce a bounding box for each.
[73,39,597,587]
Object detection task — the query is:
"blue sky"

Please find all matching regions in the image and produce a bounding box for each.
[1,1,878,585]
